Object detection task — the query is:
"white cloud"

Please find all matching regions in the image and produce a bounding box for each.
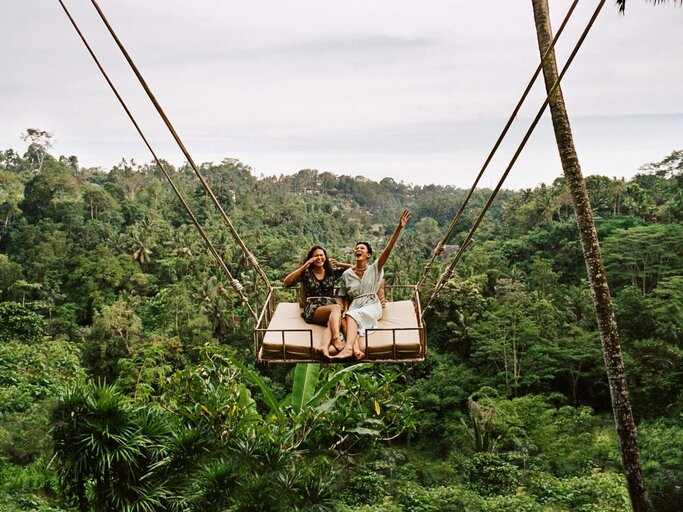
[1,0,681,187]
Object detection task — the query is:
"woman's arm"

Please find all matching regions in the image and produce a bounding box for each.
[329,258,352,270]
[342,296,350,316]
[283,258,314,287]
[377,210,411,271]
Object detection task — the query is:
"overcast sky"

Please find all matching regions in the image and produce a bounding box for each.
[1,1,681,188]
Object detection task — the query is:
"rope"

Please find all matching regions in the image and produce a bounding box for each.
[415,0,580,292]
[57,0,257,320]
[87,0,272,293]
[423,0,607,317]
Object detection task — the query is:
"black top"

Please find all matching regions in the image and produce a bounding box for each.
[288,267,345,298]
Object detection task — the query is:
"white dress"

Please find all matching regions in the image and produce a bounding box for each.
[338,261,383,336]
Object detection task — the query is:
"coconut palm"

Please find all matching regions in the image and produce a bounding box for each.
[530,1,652,509]
[616,0,681,12]
[130,231,153,265]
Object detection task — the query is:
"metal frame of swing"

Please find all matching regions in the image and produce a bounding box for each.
[254,285,427,363]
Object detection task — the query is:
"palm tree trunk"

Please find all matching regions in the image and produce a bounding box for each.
[530,1,652,510]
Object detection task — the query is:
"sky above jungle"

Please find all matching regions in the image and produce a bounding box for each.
[1,1,682,188]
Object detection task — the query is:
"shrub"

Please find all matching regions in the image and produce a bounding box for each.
[464,452,518,497]
[340,469,387,506]
[479,494,544,512]
[639,418,683,512]
[526,470,630,511]
[394,481,482,512]
[0,301,44,344]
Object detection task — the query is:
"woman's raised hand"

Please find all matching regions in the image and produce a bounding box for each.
[399,209,411,228]
[377,209,411,271]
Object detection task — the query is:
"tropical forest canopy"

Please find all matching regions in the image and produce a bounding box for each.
[1,132,682,511]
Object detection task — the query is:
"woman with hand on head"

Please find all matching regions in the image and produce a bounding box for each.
[283,245,351,358]
[332,210,411,361]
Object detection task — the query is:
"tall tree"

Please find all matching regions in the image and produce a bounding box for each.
[530,1,652,510]
[20,128,54,174]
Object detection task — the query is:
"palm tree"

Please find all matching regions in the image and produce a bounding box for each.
[530,1,652,510]
[608,178,628,215]
[199,276,232,338]
[535,183,560,225]
[129,230,153,265]
[616,0,682,12]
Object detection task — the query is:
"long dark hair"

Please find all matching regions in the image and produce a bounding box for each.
[303,245,333,274]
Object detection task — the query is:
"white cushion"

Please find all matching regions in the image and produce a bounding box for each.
[258,300,423,360]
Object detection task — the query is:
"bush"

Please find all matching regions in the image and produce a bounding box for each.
[0,301,44,344]
[639,418,683,512]
[394,481,482,512]
[464,452,518,497]
[0,456,63,511]
[0,339,84,413]
[337,502,402,512]
[526,470,630,511]
[366,448,458,489]
[479,494,545,512]
[340,469,387,506]
[0,400,53,463]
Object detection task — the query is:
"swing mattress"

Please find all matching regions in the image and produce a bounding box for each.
[258,301,423,360]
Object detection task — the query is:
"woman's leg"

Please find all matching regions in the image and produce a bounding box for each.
[320,327,333,358]
[313,305,342,358]
[328,307,344,352]
[339,316,347,350]
[352,332,365,360]
[332,316,358,360]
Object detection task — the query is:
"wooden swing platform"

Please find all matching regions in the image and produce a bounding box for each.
[255,286,426,363]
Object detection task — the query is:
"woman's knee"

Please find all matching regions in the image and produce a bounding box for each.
[312,307,331,324]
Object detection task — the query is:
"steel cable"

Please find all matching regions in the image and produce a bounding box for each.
[416,0,580,292]
[87,0,271,293]
[57,0,257,319]
[423,0,607,317]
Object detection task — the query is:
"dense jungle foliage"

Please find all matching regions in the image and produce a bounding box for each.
[1,133,682,511]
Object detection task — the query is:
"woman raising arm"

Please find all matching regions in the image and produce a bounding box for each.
[332,210,411,360]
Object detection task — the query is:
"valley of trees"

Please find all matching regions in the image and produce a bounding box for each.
[1,134,681,511]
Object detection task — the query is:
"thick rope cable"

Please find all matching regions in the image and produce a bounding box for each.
[416,0,580,292]
[423,0,607,317]
[57,0,257,320]
[87,0,271,292]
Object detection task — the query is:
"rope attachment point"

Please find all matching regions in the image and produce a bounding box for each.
[440,267,454,283]
[248,254,259,268]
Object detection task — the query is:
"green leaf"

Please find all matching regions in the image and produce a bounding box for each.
[313,395,339,414]
[346,426,380,436]
[233,360,284,422]
[291,363,320,414]
[307,363,371,408]
[238,384,258,419]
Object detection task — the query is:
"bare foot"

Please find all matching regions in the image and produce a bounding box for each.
[353,347,365,360]
[321,343,340,360]
[331,337,344,352]
[331,348,354,360]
